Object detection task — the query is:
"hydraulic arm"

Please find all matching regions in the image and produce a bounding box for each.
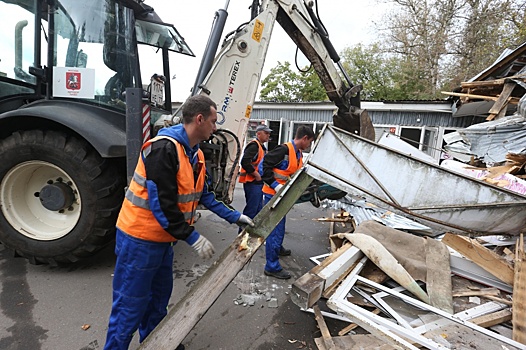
[192,0,374,204]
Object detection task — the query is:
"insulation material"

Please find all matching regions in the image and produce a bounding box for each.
[441,159,526,195]
[355,220,453,312]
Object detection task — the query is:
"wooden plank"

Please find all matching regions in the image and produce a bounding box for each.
[329,212,337,252]
[139,171,314,350]
[470,309,512,328]
[293,244,363,307]
[313,305,336,350]
[321,259,360,299]
[441,91,520,104]
[442,233,515,285]
[482,295,513,306]
[314,217,352,223]
[425,237,453,313]
[441,91,500,101]
[486,81,516,120]
[316,334,395,349]
[452,287,500,297]
[513,234,526,344]
[460,74,526,88]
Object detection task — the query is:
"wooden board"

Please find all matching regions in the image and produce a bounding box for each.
[513,234,526,344]
[425,237,453,313]
[139,171,314,350]
[460,75,526,88]
[313,305,336,350]
[471,309,512,328]
[486,81,516,120]
[442,233,515,285]
[315,334,396,350]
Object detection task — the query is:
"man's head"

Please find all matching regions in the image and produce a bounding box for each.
[294,126,315,151]
[255,124,272,143]
[181,95,217,143]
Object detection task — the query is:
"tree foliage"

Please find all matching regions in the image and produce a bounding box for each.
[259,0,526,101]
[379,0,526,96]
[259,61,327,102]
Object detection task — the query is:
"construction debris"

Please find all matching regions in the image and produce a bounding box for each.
[292,217,526,350]
[442,41,526,121]
[442,116,526,167]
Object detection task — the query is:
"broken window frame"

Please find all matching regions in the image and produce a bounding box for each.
[331,275,526,350]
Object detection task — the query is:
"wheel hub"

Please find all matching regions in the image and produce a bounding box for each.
[0,160,82,241]
[39,181,76,211]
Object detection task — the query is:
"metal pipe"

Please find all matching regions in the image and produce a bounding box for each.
[191,6,229,95]
[15,20,28,70]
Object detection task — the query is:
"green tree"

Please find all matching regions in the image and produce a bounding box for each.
[340,43,436,100]
[378,0,526,97]
[259,61,327,102]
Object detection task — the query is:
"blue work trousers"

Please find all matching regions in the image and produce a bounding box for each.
[264,194,286,272]
[242,182,263,219]
[104,229,174,350]
[239,182,263,233]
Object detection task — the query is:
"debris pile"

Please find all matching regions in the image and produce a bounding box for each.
[292,218,526,349]
[440,114,526,196]
[441,41,526,121]
[442,74,526,121]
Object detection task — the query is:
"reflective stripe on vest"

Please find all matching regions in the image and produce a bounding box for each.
[262,142,303,195]
[238,139,265,183]
[116,135,206,242]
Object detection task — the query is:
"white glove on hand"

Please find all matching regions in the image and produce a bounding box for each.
[274,184,283,193]
[191,234,215,259]
[237,214,255,227]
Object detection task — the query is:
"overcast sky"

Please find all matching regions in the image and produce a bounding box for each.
[148,0,386,102]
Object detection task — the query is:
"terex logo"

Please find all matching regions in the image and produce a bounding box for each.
[217,60,241,125]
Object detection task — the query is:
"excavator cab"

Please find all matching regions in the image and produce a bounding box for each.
[0,0,193,112]
[0,0,194,264]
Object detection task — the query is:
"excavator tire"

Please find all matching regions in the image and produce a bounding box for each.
[0,130,125,265]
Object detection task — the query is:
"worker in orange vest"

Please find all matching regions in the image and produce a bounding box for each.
[260,126,315,279]
[104,95,254,350]
[238,124,271,226]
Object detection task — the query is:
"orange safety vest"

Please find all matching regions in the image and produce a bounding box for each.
[238,139,265,183]
[116,136,205,242]
[262,142,303,196]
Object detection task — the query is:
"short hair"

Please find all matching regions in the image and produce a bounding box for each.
[295,125,315,140]
[181,95,217,124]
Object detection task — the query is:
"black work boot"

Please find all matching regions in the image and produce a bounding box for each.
[279,246,291,256]
[175,345,185,350]
[264,269,291,279]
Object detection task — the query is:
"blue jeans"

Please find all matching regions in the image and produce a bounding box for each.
[242,182,263,218]
[104,230,175,350]
[264,194,286,272]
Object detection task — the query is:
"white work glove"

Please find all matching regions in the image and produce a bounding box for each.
[274,184,283,193]
[237,214,255,227]
[191,234,215,259]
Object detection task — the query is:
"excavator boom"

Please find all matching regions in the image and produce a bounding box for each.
[191,0,374,204]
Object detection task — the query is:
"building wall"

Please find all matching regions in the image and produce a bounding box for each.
[247,101,485,162]
[171,100,486,162]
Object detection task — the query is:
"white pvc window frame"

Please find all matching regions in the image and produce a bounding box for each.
[337,276,526,350]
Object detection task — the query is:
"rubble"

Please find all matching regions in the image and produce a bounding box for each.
[292,217,526,350]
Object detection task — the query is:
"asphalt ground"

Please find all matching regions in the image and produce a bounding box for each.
[0,184,345,350]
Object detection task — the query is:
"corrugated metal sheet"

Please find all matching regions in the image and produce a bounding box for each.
[518,94,526,117]
[458,115,526,164]
[369,111,480,128]
[323,197,433,234]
